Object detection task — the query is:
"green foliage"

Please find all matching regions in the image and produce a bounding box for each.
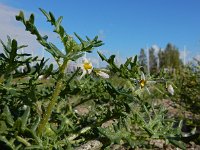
[149,47,158,74]
[98,105,186,149]
[0,36,55,113]
[152,59,200,144]
[160,43,182,69]
[98,51,139,79]
[139,43,183,75]
[138,48,147,73]
[0,8,197,149]
[174,59,200,114]
[15,8,103,135]
[16,9,103,65]
[0,36,31,77]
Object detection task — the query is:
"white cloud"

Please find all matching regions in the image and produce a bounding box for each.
[194,54,200,61]
[0,3,57,59]
[151,44,160,56]
[0,3,39,54]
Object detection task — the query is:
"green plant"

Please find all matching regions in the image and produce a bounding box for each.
[0,8,196,149]
[15,8,103,135]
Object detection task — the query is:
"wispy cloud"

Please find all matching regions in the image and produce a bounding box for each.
[98,29,105,40]
[194,54,200,61]
[0,3,57,59]
[151,44,160,56]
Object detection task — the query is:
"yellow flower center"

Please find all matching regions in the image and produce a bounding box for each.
[140,79,146,88]
[83,62,92,70]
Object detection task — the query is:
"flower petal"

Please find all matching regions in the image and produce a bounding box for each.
[79,57,93,78]
[80,70,87,79]
[145,87,151,95]
[167,84,174,95]
[141,72,146,80]
[87,68,93,74]
[96,71,109,78]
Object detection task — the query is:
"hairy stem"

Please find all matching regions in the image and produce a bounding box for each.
[37,59,68,135]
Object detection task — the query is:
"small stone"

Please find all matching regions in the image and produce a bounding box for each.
[75,140,102,150]
[150,139,165,149]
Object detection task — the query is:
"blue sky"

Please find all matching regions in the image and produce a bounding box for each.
[0,0,200,63]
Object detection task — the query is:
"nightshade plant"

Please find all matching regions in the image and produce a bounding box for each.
[15,8,103,136]
[0,8,196,149]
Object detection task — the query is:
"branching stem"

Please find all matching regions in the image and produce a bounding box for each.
[38,58,69,135]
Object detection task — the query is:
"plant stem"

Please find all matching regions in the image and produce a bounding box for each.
[37,59,68,135]
[16,136,31,146]
[68,126,92,141]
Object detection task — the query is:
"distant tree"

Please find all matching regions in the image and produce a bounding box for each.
[138,48,147,73]
[149,47,157,74]
[139,43,183,74]
[163,43,182,69]
[158,49,165,69]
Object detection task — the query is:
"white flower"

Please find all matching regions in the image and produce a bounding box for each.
[38,75,44,79]
[134,72,150,94]
[74,109,78,114]
[80,58,93,79]
[139,72,146,88]
[96,70,109,78]
[22,105,28,110]
[137,72,156,94]
[167,84,174,95]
